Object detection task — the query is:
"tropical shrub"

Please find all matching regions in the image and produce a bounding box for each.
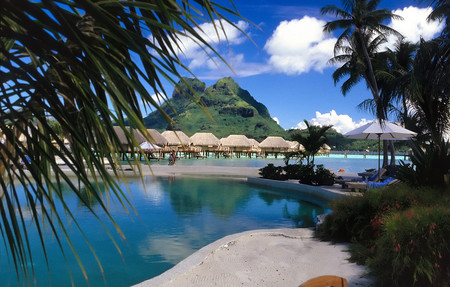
[297,164,335,186]
[317,185,450,286]
[297,164,316,185]
[314,164,336,186]
[283,164,302,179]
[260,163,335,185]
[397,140,450,187]
[259,164,285,180]
[317,195,374,242]
[369,206,450,287]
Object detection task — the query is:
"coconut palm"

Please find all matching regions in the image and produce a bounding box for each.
[427,0,450,37]
[1,0,244,278]
[291,120,333,165]
[409,38,450,145]
[321,0,402,120]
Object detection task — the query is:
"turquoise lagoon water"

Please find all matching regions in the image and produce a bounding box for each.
[1,176,329,287]
[167,153,410,173]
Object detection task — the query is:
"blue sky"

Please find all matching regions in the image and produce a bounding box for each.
[155,0,444,134]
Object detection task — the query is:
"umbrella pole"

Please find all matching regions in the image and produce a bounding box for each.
[377,134,381,181]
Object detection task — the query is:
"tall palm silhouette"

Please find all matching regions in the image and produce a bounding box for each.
[321,0,401,120]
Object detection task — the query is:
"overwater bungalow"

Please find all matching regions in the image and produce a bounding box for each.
[286,140,305,152]
[259,136,290,158]
[319,143,331,156]
[190,132,220,158]
[161,130,192,158]
[219,135,252,158]
[113,126,146,160]
[248,138,261,157]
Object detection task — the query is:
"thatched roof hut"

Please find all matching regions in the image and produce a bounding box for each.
[220,135,252,148]
[286,140,305,151]
[248,138,260,147]
[161,130,191,146]
[319,143,331,154]
[259,136,290,149]
[146,129,168,146]
[113,126,146,144]
[190,132,220,147]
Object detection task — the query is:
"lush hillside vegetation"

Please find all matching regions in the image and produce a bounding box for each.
[144,77,287,141]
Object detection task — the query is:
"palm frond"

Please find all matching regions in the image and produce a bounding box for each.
[0,0,246,281]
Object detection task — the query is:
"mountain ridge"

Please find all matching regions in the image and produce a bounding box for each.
[143,77,287,141]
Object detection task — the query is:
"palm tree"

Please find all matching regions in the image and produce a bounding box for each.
[427,0,450,37]
[1,0,244,278]
[409,38,450,145]
[291,120,333,165]
[358,40,418,166]
[321,0,402,120]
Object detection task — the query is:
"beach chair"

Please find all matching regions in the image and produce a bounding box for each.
[356,168,387,182]
[299,275,347,287]
[340,168,387,189]
[347,177,398,192]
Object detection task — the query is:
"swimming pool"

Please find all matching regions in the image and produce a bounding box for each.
[1,176,329,286]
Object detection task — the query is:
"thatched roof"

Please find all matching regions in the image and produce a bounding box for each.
[286,140,305,151]
[113,126,146,145]
[161,130,191,146]
[321,143,331,150]
[146,129,168,146]
[248,138,260,147]
[190,132,220,146]
[259,136,290,149]
[220,135,252,148]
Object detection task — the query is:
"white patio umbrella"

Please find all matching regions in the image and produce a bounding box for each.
[344,120,417,177]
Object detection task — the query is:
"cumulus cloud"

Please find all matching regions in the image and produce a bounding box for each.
[166,20,250,69]
[196,52,272,79]
[264,16,336,75]
[389,6,444,44]
[272,117,280,124]
[293,110,372,134]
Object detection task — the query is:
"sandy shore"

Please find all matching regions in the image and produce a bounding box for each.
[122,164,370,287]
[135,228,371,287]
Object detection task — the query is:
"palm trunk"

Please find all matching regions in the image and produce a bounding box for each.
[382,140,389,167]
[357,30,385,121]
[389,140,396,166]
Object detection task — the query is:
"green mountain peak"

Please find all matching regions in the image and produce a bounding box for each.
[143,77,286,141]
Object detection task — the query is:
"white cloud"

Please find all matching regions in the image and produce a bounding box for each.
[168,20,250,69]
[389,6,444,44]
[264,16,336,75]
[293,110,372,134]
[197,52,272,79]
[272,117,280,124]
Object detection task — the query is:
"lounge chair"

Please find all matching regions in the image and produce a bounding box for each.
[356,168,387,182]
[299,275,347,287]
[347,177,398,192]
[339,168,387,189]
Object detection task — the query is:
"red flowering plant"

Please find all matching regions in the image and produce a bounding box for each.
[369,206,450,287]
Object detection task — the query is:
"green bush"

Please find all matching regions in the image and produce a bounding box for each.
[369,206,450,287]
[317,185,450,286]
[259,163,285,180]
[283,164,302,179]
[260,163,335,185]
[297,164,335,186]
[297,164,316,185]
[314,164,335,186]
[317,195,375,243]
[397,140,450,187]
